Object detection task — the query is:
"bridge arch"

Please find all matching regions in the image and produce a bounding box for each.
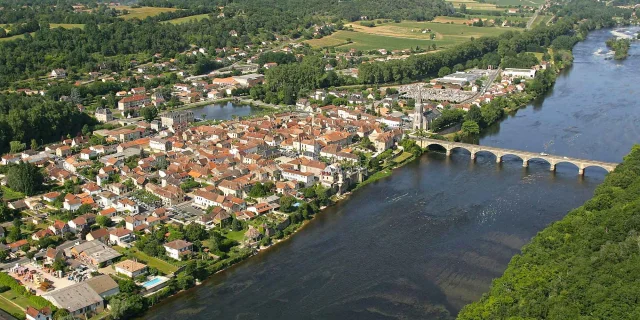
[425,142,448,153]
[450,146,472,155]
[554,161,581,170]
[472,149,498,161]
[583,165,612,174]
[499,153,526,162]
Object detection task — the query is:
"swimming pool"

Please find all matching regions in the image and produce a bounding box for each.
[141,276,168,289]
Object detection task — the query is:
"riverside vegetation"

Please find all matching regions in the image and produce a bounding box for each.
[458,145,640,319]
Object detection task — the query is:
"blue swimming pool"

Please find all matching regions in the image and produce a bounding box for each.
[142,277,165,288]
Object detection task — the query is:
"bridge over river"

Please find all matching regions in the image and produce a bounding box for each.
[410,137,619,175]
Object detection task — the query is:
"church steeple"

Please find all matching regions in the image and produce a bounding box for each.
[412,87,426,130]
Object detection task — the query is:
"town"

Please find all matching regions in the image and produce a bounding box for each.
[0,0,635,318]
[0,55,552,319]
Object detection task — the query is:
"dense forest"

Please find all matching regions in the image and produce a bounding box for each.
[140,0,454,22]
[458,145,640,319]
[0,94,95,154]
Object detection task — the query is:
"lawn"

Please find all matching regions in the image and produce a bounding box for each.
[308,20,522,51]
[224,230,245,242]
[0,34,27,42]
[50,23,85,29]
[0,291,30,319]
[393,151,415,164]
[163,13,210,25]
[114,247,179,275]
[112,6,179,20]
[1,186,24,201]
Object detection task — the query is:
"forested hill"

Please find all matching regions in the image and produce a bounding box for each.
[140,0,454,22]
[458,145,640,319]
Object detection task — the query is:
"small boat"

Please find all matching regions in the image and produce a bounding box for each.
[540,152,549,156]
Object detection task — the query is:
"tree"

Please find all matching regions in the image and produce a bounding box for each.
[248,183,268,198]
[280,196,297,213]
[30,139,38,151]
[118,278,138,294]
[96,215,111,228]
[185,223,207,242]
[109,294,146,320]
[5,161,44,195]
[81,124,91,136]
[140,106,158,122]
[461,120,480,136]
[52,258,66,272]
[438,66,451,77]
[9,141,25,153]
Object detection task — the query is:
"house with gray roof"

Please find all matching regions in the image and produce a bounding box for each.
[43,282,104,316]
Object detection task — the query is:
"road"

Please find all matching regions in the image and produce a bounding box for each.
[458,68,501,105]
[526,5,543,30]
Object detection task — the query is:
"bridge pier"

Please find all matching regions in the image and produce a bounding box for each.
[412,137,618,175]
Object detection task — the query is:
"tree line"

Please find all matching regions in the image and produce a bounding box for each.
[458,145,640,319]
[0,94,96,154]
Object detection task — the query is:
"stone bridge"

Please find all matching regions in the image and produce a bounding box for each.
[411,137,618,175]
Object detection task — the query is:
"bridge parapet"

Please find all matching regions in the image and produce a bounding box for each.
[409,136,618,175]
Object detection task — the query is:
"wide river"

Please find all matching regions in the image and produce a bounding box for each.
[146,28,640,319]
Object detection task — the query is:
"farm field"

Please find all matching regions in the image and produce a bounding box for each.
[308,20,522,51]
[50,23,85,29]
[446,0,499,11]
[530,13,550,27]
[485,0,545,5]
[163,13,211,24]
[112,6,178,20]
[433,14,529,24]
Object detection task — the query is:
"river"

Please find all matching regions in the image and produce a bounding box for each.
[145,28,640,319]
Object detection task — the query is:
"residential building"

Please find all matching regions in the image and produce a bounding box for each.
[114,260,148,278]
[95,108,113,123]
[160,110,194,128]
[43,282,104,316]
[164,239,193,260]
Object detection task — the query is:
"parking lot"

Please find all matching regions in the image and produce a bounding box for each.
[171,201,205,222]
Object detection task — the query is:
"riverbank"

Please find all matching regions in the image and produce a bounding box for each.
[143,26,640,319]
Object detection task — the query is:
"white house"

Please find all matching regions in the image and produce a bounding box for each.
[281,169,315,186]
[163,239,193,260]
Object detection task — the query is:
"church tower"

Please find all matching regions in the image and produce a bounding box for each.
[412,88,426,131]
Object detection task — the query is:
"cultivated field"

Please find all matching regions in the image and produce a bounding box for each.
[50,23,85,29]
[433,14,529,25]
[163,13,211,24]
[112,6,179,20]
[308,20,523,51]
[446,0,499,11]
[485,0,546,5]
